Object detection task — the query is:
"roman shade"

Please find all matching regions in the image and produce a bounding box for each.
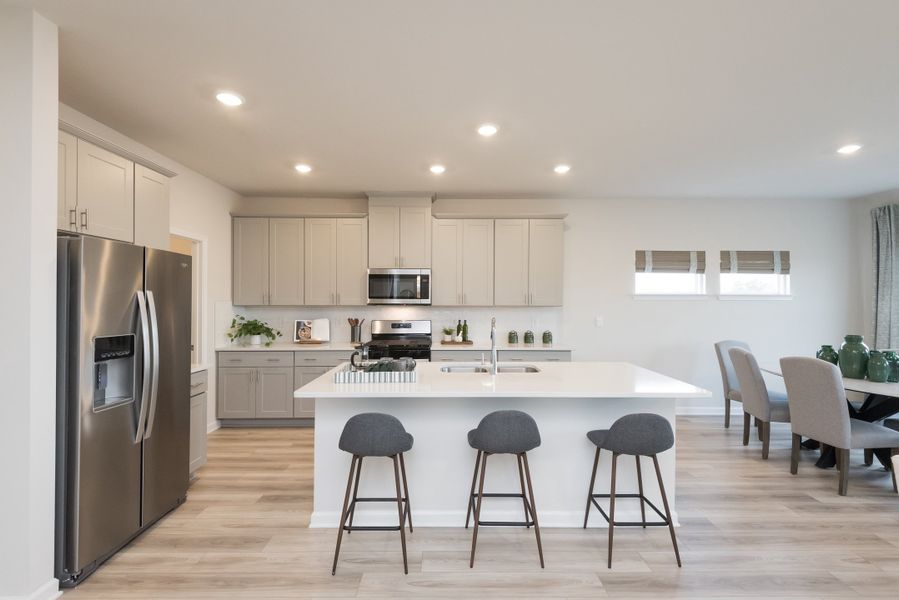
[720,251,791,274]
[635,250,706,274]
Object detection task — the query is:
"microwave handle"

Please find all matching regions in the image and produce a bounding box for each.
[416,274,421,299]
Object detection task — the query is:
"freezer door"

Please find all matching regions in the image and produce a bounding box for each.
[58,236,146,577]
[142,248,191,525]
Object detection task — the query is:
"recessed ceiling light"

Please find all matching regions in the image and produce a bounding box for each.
[430,164,446,174]
[837,144,862,155]
[215,91,244,107]
[554,164,571,174]
[294,163,312,174]
[477,123,498,137]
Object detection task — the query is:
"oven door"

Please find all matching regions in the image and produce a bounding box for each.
[367,269,431,305]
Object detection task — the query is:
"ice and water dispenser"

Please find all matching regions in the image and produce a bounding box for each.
[92,335,136,410]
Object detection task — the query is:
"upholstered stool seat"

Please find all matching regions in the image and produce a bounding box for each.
[466,410,544,569]
[332,412,414,576]
[584,413,681,569]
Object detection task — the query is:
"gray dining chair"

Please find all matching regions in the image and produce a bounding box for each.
[780,357,899,495]
[729,348,790,459]
[714,340,750,428]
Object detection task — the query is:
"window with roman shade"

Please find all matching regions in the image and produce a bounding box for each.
[719,250,791,295]
[634,250,707,295]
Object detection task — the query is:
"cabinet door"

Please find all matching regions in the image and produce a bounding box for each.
[133,165,170,250]
[58,131,77,231]
[233,218,269,305]
[294,366,329,418]
[76,139,134,242]
[336,218,368,305]
[529,219,564,306]
[494,219,529,306]
[189,391,207,473]
[269,218,304,305]
[217,368,256,419]
[368,205,400,268]
[256,367,294,418]
[399,205,431,267]
[304,218,337,305]
[461,219,494,305]
[431,219,462,305]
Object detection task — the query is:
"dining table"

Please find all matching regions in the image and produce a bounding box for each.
[761,361,899,468]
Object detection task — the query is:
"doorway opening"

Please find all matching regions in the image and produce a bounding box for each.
[169,231,207,366]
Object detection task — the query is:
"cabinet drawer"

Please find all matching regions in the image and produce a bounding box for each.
[499,350,571,362]
[190,370,208,396]
[294,351,352,367]
[430,350,487,362]
[218,351,293,368]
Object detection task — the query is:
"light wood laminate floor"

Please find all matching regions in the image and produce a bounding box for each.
[64,417,899,599]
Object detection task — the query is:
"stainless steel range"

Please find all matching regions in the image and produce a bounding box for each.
[361,319,432,360]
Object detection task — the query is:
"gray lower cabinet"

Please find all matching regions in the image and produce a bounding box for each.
[217,367,256,418]
[189,370,208,475]
[294,366,330,418]
[256,367,294,418]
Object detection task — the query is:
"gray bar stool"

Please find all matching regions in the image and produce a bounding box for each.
[465,410,544,568]
[332,412,414,575]
[584,413,681,568]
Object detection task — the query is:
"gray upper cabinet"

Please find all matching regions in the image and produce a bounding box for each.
[304,218,338,305]
[431,218,494,306]
[133,164,171,250]
[494,219,530,306]
[494,218,564,307]
[336,218,368,305]
[75,138,135,243]
[368,198,431,268]
[255,368,294,418]
[232,217,270,305]
[57,130,78,232]
[269,218,305,305]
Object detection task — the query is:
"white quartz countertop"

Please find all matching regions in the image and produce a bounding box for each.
[217,342,360,352]
[190,363,208,373]
[294,361,710,399]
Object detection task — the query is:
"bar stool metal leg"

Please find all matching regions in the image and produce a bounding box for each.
[347,456,363,534]
[469,451,488,568]
[607,452,618,568]
[521,452,544,568]
[465,450,482,529]
[652,454,682,567]
[332,455,358,575]
[399,452,413,532]
[635,455,646,528]
[392,455,409,574]
[583,447,600,528]
[517,454,531,529]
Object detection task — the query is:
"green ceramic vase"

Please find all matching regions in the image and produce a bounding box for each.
[815,345,839,365]
[885,351,899,383]
[838,335,869,379]
[868,351,889,383]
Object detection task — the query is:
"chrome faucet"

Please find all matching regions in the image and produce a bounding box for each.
[490,317,498,375]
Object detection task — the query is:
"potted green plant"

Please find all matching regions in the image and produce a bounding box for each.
[442,326,455,343]
[227,315,282,347]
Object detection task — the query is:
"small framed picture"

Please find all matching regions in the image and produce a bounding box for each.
[293,320,313,342]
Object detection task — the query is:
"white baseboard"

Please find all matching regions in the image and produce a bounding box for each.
[0,579,61,600]
[207,420,221,434]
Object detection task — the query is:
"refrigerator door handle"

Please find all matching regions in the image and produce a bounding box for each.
[144,290,162,439]
[135,291,152,443]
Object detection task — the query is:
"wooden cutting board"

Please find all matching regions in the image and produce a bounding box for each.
[440,340,473,345]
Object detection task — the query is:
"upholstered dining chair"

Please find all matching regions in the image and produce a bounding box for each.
[729,348,790,459]
[714,340,750,428]
[780,357,899,496]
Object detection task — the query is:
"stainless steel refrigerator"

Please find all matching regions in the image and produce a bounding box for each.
[55,234,191,586]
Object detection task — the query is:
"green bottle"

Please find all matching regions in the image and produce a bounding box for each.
[456,320,462,336]
[462,320,469,342]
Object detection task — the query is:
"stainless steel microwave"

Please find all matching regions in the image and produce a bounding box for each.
[367,268,431,305]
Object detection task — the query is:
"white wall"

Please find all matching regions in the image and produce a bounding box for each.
[59,104,241,430]
[234,196,859,413]
[0,7,60,600]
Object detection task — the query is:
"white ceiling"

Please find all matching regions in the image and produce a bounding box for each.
[30,0,899,199]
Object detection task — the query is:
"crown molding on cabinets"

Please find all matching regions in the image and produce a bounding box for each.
[229,212,368,219]
[432,213,568,219]
[58,120,178,178]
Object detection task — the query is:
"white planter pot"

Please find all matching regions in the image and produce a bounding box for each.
[249,335,263,346]
[443,334,453,342]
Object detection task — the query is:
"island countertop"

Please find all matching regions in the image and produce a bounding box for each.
[294,361,710,399]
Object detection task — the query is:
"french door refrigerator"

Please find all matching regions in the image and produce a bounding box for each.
[55,234,191,586]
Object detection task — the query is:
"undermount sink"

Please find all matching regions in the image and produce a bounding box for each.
[440,365,541,374]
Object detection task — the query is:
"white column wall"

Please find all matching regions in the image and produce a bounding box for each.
[0,6,61,600]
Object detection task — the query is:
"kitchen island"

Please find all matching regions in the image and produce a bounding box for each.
[294,361,710,528]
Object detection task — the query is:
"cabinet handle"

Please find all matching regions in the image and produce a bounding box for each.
[303,358,317,361]
[509,357,524,362]
[80,210,88,229]
[68,209,77,229]
[265,358,280,362]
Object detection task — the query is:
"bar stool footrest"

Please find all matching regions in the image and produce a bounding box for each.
[590,493,671,527]
[343,496,410,532]
[470,492,535,527]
